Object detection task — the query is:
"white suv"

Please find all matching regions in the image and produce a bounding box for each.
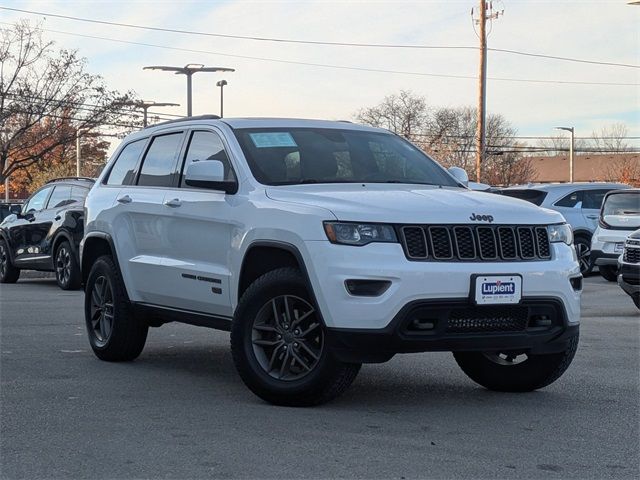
[591,189,640,281]
[81,116,582,406]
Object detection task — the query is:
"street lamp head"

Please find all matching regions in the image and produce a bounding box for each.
[185,63,205,70]
[554,126,574,133]
[217,80,228,87]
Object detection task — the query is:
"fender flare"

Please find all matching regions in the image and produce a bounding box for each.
[238,240,327,327]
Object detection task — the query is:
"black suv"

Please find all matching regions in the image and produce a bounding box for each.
[0,177,94,289]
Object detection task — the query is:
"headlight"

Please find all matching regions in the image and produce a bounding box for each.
[547,223,573,245]
[323,222,398,246]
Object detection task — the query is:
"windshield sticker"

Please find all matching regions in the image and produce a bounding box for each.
[249,132,298,148]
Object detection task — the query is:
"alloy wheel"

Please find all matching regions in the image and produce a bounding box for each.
[251,295,323,381]
[56,246,71,286]
[483,351,529,366]
[89,276,114,346]
[0,243,7,278]
[574,240,591,274]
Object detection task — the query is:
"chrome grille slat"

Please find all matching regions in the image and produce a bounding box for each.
[398,225,552,262]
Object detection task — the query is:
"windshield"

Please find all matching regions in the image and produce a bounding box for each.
[233,127,459,187]
[603,192,640,216]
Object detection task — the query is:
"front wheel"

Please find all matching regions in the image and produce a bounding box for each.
[574,235,592,275]
[231,267,361,406]
[453,335,579,392]
[599,265,618,282]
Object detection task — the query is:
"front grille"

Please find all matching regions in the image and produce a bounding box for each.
[447,305,529,333]
[399,224,552,262]
[623,246,640,264]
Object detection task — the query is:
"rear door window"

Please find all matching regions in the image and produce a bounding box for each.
[106,139,146,186]
[137,132,185,187]
[46,185,73,209]
[70,186,90,204]
[582,189,610,210]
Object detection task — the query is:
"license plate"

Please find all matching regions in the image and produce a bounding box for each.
[615,243,624,253]
[473,275,522,305]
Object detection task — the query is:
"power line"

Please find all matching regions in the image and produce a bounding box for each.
[1,24,637,87]
[2,6,638,69]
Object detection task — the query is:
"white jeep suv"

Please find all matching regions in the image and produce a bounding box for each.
[81,116,581,406]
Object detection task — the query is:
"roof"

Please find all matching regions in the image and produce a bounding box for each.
[138,116,389,135]
[528,153,640,184]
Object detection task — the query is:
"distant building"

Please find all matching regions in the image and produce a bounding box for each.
[529,153,640,186]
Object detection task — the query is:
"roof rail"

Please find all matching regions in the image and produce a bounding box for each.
[45,177,95,184]
[147,114,221,129]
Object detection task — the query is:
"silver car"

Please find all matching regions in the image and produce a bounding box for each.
[501,182,629,274]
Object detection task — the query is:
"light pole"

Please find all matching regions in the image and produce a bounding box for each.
[555,126,575,183]
[76,127,90,177]
[136,101,180,127]
[143,64,235,117]
[216,80,227,118]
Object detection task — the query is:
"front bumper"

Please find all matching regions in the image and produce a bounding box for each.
[591,250,620,266]
[303,240,582,330]
[618,262,640,297]
[327,298,579,363]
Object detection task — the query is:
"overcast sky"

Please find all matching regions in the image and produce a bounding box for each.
[3,0,639,143]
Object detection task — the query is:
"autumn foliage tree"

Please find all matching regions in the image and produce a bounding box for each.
[1,21,139,196]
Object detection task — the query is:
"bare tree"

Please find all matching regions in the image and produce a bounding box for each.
[355,90,430,140]
[0,21,139,183]
[591,123,630,153]
[603,156,640,186]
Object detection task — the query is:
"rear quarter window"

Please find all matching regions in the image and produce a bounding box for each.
[501,189,548,206]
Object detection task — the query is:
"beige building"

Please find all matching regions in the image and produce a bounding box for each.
[529,153,640,185]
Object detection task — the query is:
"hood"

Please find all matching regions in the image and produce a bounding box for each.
[266,184,565,225]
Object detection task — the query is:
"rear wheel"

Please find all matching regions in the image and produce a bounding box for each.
[0,239,20,284]
[84,255,148,361]
[55,240,81,290]
[573,235,592,275]
[231,267,361,406]
[453,335,579,392]
[599,265,618,282]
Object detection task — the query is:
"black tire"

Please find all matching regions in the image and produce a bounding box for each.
[599,265,618,282]
[231,267,361,406]
[84,255,148,361]
[0,238,20,283]
[54,240,81,290]
[573,235,593,275]
[453,334,579,392]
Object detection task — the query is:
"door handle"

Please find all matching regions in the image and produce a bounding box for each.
[117,195,132,204]
[164,198,182,208]
[54,215,61,221]
[586,215,599,219]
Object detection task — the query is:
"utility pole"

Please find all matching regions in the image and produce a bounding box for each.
[472,1,503,183]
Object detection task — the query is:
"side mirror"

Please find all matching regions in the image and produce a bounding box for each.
[9,204,22,215]
[184,160,238,194]
[448,166,469,187]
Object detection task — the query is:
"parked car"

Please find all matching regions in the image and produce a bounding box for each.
[617,229,640,309]
[591,189,640,281]
[0,177,94,289]
[0,201,24,222]
[81,116,581,406]
[500,182,629,274]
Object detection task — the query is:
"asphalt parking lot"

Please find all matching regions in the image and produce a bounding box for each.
[1,276,638,479]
